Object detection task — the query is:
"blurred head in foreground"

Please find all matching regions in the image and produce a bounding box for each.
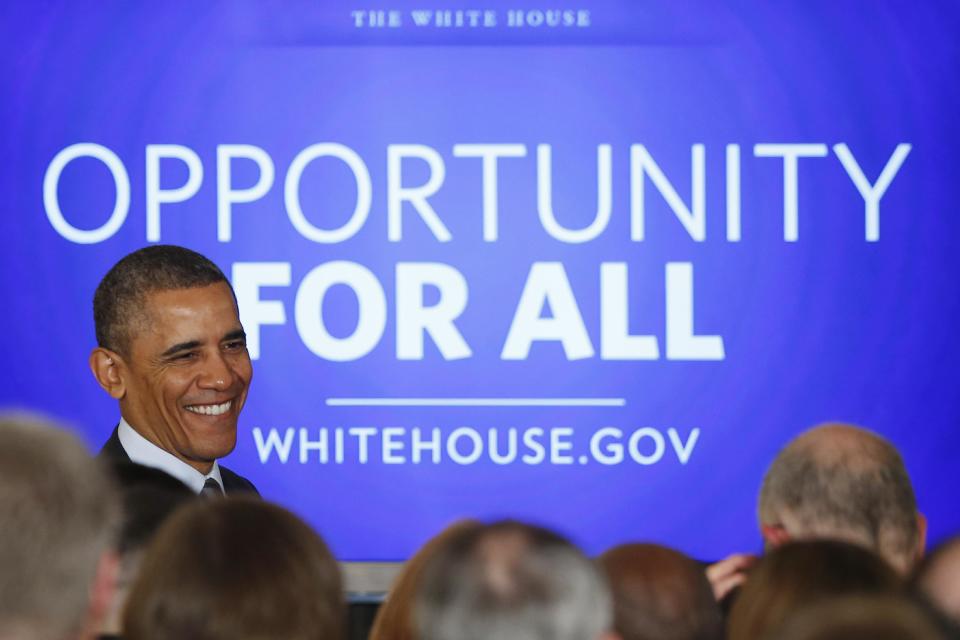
[100,463,196,637]
[123,497,343,640]
[598,543,722,640]
[727,539,902,640]
[0,413,119,640]
[766,594,945,640]
[369,519,482,640]
[758,422,924,573]
[913,535,960,631]
[415,520,616,640]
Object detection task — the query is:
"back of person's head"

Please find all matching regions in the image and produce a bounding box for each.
[598,543,721,640]
[758,422,922,572]
[0,413,119,640]
[123,497,343,640]
[415,520,613,640]
[109,462,196,557]
[93,244,230,356]
[912,535,960,629]
[766,594,945,640]
[101,463,196,637]
[727,539,902,640]
[369,520,482,640]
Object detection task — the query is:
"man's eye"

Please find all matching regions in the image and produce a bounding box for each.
[224,340,247,351]
[173,352,198,361]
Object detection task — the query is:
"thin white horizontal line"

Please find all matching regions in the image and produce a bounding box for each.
[325,397,626,407]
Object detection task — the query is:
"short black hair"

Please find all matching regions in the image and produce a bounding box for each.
[93,245,230,355]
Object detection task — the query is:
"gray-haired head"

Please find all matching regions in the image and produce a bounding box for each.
[415,520,613,640]
[758,423,922,573]
[0,413,119,640]
[912,535,960,628]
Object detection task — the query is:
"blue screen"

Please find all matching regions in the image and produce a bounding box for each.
[1,0,958,561]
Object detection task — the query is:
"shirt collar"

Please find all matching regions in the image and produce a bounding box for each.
[117,418,223,494]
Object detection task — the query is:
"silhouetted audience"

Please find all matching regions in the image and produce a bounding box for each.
[123,497,344,640]
[1,409,956,640]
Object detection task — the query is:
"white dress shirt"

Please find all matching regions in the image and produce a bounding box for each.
[117,418,224,494]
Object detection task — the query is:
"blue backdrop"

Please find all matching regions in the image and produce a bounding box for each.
[1,0,958,561]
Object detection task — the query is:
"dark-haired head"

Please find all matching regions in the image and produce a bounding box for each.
[124,497,344,640]
[728,539,903,640]
[766,594,944,640]
[598,543,722,640]
[93,245,231,356]
[88,246,251,475]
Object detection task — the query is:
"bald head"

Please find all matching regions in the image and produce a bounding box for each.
[758,423,922,573]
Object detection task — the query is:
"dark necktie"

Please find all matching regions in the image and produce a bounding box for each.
[201,477,224,499]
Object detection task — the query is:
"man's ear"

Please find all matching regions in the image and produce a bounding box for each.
[760,523,791,547]
[90,348,126,399]
[915,512,928,561]
[84,549,120,638]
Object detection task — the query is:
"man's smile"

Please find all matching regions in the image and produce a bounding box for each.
[184,400,234,417]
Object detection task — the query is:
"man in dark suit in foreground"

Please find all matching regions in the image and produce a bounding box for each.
[90,245,257,496]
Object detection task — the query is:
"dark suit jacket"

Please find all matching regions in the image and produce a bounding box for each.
[99,427,259,495]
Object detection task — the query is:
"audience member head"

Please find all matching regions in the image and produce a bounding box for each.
[766,594,945,640]
[415,520,615,640]
[598,543,721,640]
[89,245,252,474]
[0,413,119,640]
[758,422,924,572]
[913,535,960,628]
[369,519,482,640]
[123,497,343,640]
[727,539,902,640]
[100,463,196,637]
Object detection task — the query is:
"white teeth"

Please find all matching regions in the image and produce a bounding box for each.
[186,401,232,416]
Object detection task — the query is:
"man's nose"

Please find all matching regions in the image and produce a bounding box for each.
[198,352,234,390]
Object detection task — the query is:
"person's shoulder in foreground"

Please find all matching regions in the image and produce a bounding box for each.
[0,412,120,640]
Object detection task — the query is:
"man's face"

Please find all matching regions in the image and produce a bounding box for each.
[119,282,252,473]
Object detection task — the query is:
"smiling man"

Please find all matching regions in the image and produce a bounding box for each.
[90,245,257,496]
